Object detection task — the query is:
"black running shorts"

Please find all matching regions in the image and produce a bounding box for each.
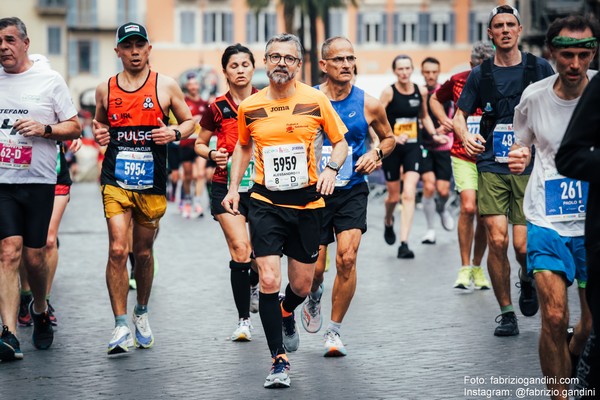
[210,181,250,219]
[248,197,322,264]
[320,182,368,245]
[381,143,429,181]
[0,184,55,248]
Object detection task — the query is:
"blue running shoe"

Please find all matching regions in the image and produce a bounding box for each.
[107,325,133,355]
[133,312,154,349]
[264,356,291,388]
[0,326,23,361]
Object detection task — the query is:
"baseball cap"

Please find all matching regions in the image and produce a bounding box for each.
[116,22,149,45]
[488,5,521,28]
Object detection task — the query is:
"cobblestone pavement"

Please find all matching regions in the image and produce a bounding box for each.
[1,182,586,399]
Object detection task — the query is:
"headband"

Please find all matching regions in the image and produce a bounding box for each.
[551,36,598,49]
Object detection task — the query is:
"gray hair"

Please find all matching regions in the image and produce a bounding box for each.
[471,41,495,66]
[0,17,28,40]
[321,36,352,59]
[265,33,303,62]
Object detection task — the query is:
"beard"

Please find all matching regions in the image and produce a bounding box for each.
[267,67,296,84]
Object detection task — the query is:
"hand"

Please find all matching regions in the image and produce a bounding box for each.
[395,134,408,145]
[92,119,110,146]
[464,134,486,157]
[151,118,174,145]
[355,150,378,175]
[431,133,449,145]
[212,148,229,169]
[69,138,82,153]
[507,146,530,174]
[13,119,44,138]
[316,168,337,195]
[439,117,454,133]
[221,190,241,216]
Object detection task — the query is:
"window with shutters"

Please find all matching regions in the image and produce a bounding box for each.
[395,12,419,44]
[430,12,453,44]
[117,0,138,25]
[180,10,196,45]
[469,11,489,43]
[357,12,386,45]
[246,11,276,45]
[69,38,98,76]
[48,26,61,55]
[327,9,345,38]
[203,12,233,44]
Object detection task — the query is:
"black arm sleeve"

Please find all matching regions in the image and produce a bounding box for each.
[556,73,600,182]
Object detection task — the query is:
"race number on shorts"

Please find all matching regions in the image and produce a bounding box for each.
[545,169,588,222]
[263,143,309,191]
[115,151,155,190]
[394,117,418,143]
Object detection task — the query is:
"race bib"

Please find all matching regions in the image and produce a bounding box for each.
[492,123,514,163]
[394,117,418,143]
[115,151,154,190]
[228,158,255,193]
[320,145,353,187]
[545,169,588,222]
[0,137,33,169]
[263,143,309,191]
[466,116,481,135]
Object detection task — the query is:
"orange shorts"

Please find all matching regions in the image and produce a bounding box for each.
[101,185,166,230]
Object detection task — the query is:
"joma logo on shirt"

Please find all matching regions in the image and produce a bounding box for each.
[270,106,289,112]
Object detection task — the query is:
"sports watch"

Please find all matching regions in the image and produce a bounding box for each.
[43,124,52,138]
[173,129,182,141]
[326,161,340,173]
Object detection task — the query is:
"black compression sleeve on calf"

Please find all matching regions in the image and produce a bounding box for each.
[282,283,306,314]
[249,267,259,286]
[259,291,286,356]
[128,252,135,269]
[229,260,251,270]
[230,264,251,319]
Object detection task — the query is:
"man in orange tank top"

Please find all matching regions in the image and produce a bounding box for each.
[92,22,195,355]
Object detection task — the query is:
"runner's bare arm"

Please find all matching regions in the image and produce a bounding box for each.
[453,108,485,156]
[93,81,111,146]
[152,75,196,145]
[355,95,395,174]
[429,91,453,133]
[221,141,253,215]
[418,85,446,144]
[14,115,80,141]
[317,137,348,195]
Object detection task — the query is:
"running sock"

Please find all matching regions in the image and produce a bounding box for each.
[134,305,148,315]
[422,196,436,230]
[501,305,515,314]
[281,283,306,316]
[310,283,323,301]
[230,261,251,319]
[115,314,128,328]
[249,268,259,287]
[20,290,32,296]
[259,291,285,356]
[436,195,449,213]
[327,321,342,335]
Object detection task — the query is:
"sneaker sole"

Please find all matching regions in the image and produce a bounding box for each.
[453,284,470,290]
[421,240,436,245]
[108,338,134,354]
[301,307,322,334]
[134,337,154,349]
[264,378,291,389]
[494,329,520,337]
[0,344,23,361]
[324,347,347,357]
[474,285,491,290]
[231,334,251,342]
[32,332,54,350]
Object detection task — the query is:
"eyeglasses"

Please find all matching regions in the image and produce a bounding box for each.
[323,56,357,65]
[267,54,300,66]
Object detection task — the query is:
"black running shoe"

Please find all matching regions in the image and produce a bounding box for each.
[47,300,57,326]
[18,294,33,327]
[517,276,539,317]
[384,218,396,245]
[397,242,414,259]
[29,302,54,350]
[0,326,23,361]
[494,312,519,336]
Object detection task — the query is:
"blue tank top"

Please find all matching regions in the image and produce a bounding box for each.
[318,85,369,189]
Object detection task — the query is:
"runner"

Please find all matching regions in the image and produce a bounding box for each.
[195,43,260,341]
[420,57,455,244]
[222,33,348,388]
[180,77,208,219]
[453,5,554,335]
[429,41,495,289]
[508,15,597,397]
[0,17,81,360]
[380,54,448,258]
[92,22,195,355]
[301,36,395,356]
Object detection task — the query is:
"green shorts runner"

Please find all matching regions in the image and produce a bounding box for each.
[477,172,529,225]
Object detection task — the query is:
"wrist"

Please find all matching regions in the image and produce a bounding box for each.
[43,124,53,138]
[374,147,383,161]
[172,129,181,141]
[208,149,215,161]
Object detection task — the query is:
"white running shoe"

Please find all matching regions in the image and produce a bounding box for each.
[132,312,154,349]
[421,229,436,244]
[107,325,133,355]
[439,209,455,231]
[323,329,347,357]
[250,284,259,313]
[264,356,291,389]
[301,287,323,333]
[231,319,252,341]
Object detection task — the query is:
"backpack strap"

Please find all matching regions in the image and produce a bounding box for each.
[479,57,496,113]
[522,52,538,90]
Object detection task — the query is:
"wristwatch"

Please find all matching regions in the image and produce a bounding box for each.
[173,129,181,141]
[326,161,340,173]
[375,147,383,161]
[43,124,52,138]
